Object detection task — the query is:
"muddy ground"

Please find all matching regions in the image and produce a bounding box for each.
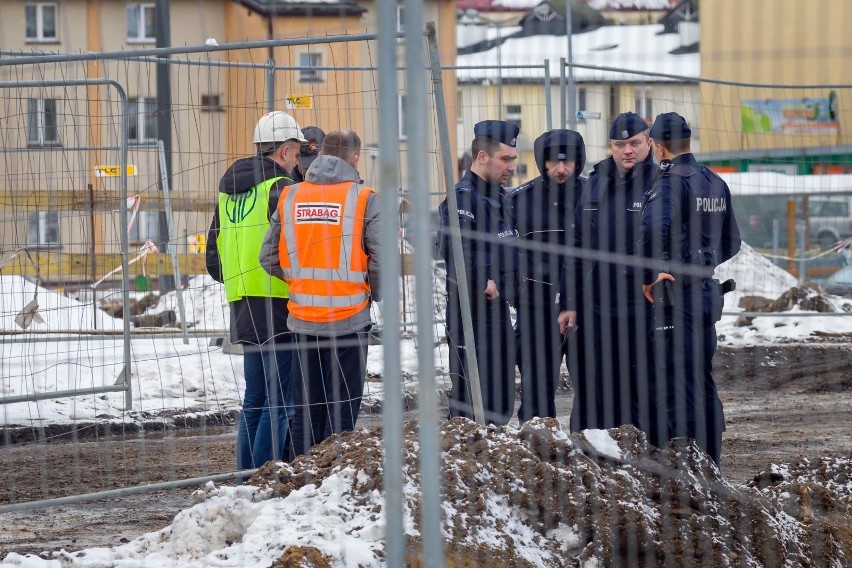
[1,343,850,557]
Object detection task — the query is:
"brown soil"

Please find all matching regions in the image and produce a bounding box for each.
[0,343,850,562]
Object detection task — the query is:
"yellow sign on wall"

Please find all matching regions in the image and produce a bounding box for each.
[285,94,313,110]
[188,232,207,254]
[95,165,137,177]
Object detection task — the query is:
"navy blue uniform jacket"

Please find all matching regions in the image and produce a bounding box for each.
[504,141,585,306]
[572,153,657,317]
[438,170,517,297]
[638,153,741,284]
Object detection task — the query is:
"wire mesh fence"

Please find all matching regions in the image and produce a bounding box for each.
[0,6,851,567]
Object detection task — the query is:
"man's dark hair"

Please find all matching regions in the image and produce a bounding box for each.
[657,138,691,154]
[321,129,361,161]
[256,141,283,156]
[471,136,502,158]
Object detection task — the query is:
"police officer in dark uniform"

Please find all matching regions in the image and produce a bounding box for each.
[438,120,519,425]
[557,112,657,434]
[505,129,585,423]
[638,112,741,465]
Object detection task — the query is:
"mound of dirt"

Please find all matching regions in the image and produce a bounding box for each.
[251,418,850,567]
[740,285,843,314]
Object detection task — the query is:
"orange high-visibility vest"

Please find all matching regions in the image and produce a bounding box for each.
[278,181,377,323]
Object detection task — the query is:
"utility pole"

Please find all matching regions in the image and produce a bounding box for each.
[155,0,173,290]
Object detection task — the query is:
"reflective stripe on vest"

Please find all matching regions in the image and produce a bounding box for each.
[278,180,375,323]
[217,176,290,302]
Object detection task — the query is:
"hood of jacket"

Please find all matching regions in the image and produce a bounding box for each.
[218,156,294,195]
[533,129,586,179]
[304,154,361,185]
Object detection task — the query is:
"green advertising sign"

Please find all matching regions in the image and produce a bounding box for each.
[741,92,838,134]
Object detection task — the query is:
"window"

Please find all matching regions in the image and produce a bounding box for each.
[505,104,522,131]
[201,94,223,112]
[396,4,405,34]
[128,97,157,143]
[577,88,587,114]
[27,211,60,247]
[398,93,407,139]
[128,211,160,243]
[27,98,59,146]
[26,3,58,42]
[634,87,653,121]
[127,3,155,42]
[298,52,322,82]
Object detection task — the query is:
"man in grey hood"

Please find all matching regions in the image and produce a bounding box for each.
[260,129,380,458]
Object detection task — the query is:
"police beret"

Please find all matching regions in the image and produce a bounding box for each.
[474,120,519,147]
[608,112,649,140]
[649,112,692,141]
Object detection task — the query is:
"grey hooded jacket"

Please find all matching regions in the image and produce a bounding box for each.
[259,154,381,337]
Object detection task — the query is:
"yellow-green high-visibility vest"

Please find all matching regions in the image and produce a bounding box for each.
[217,176,290,302]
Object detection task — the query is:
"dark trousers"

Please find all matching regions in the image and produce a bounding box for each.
[649,282,724,465]
[290,330,369,459]
[570,305,652,434]
[514,286,561,422]
[446,291,515,425]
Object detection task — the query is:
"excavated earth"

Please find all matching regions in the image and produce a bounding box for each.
[250,417,851,567]
[1,344,851,565]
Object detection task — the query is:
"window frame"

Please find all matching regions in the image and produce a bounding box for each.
[127,96,157,144]
[128,211,161,244]
[633,86,653,122]
[396,4,405,35]
[298,51,324,83]
[25,2,59,43]
[398,93,407,140]
[127,3,156,43]
[27,98,60,147]
[200,94,224,112]
[27,211,61,248]
[505,104,522,132]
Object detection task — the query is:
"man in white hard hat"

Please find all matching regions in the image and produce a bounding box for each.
[206,111,306,477]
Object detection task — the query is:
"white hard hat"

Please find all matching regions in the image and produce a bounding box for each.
[252,111,307,144]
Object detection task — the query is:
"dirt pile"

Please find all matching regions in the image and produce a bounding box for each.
[251,418,851,567]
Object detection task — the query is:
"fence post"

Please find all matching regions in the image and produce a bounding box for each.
[377,0,404,564]
[414,19,445,568]
[265,58,275,112]
[544,59,553,131]
[157,140,190,345]
[559,57,567,129]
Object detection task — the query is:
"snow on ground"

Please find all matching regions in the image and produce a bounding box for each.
[3,419,850,567]
[715,242,852,344]
[1,242,850,428]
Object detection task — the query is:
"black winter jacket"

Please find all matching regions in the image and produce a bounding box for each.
[206,156,295,345]
[505,129,586,306]
[570,152,657,317]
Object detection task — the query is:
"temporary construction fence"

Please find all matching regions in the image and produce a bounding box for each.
[0,11,851,568]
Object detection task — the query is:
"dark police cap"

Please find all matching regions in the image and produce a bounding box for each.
[649,112,692,141]
[299,126,326,171]
[474,120,519,147]
[608,112,648,140]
